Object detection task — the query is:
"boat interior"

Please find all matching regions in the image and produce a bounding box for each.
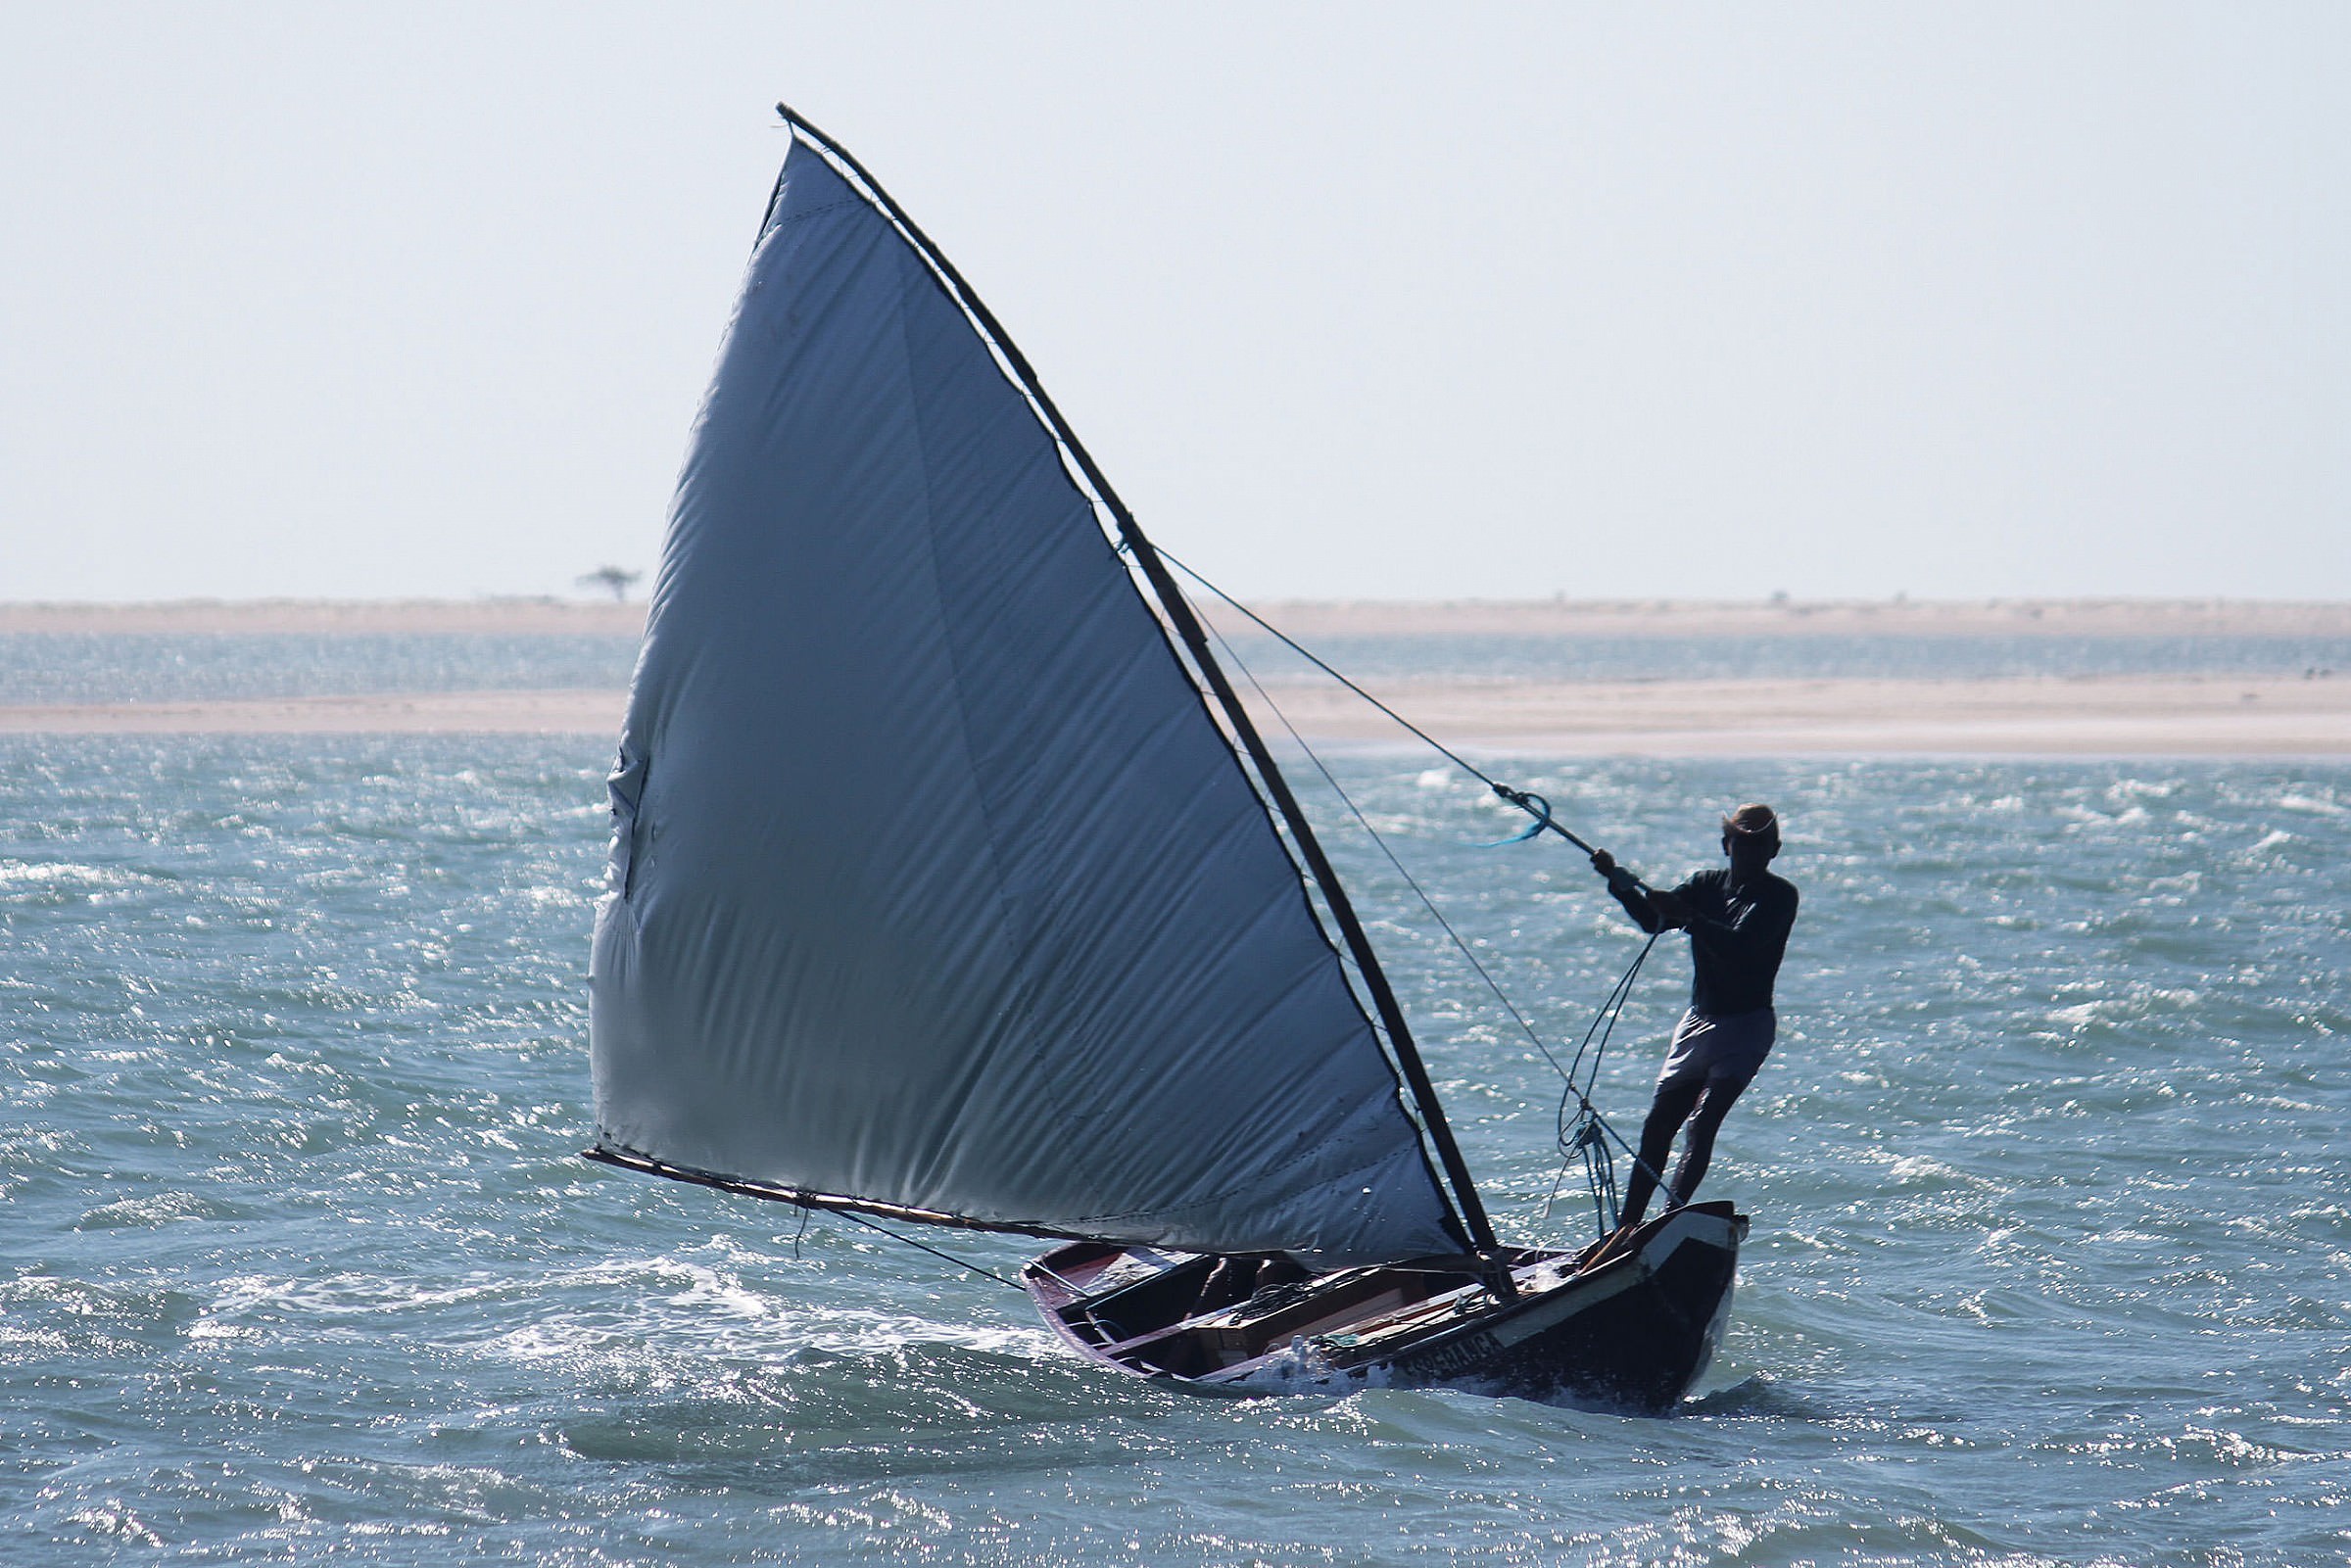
[1032,1244,1561,1382]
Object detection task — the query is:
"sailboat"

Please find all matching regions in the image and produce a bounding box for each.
[586,106,1745,1413]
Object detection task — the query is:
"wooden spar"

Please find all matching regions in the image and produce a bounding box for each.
[770,103,1504,1265]
[586,1145,1092,1244]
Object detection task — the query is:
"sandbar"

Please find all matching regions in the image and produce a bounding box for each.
[1235,674,2351,756]
[6,597,2345,753]
[3,676,2344,755]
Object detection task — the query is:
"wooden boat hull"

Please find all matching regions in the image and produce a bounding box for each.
[1024,1202,1746,1414]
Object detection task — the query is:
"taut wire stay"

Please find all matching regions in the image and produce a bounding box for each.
[1181,591,1674,1241]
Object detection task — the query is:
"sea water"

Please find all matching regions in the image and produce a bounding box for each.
[6,630,2349,704]
[5,689,2348,1562]
[0,635,646,706]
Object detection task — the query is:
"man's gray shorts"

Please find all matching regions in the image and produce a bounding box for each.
[1656,1007,1776,1092]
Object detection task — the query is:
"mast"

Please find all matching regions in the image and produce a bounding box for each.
[771,104,1502,1261]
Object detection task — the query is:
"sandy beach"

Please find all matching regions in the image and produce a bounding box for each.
[3,598,2346,754]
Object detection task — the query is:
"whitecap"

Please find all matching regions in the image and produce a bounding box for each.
[0,860,144,891]
[63,1505,166,1548]
[2275,791,2345,817]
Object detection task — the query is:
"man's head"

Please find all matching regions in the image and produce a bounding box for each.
[1720,802,1780,878]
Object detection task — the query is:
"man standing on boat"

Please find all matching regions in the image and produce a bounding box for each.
[1589,804,1798,1245]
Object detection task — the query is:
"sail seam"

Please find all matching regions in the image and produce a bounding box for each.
[760,195,868,239]
[882,243,1098,1198]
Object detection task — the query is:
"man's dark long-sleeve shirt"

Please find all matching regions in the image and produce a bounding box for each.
[1610,868,1799,1017]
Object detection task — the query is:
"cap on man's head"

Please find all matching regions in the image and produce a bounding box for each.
[1722,803,1779,841]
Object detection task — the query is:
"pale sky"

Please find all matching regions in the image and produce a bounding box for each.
[2,3,2344,603]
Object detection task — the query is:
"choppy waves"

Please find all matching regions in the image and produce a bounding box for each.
[5,736,2347,1563]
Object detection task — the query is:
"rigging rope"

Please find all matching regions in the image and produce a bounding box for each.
[1191,608,1678,1239]
[827,1208,1024,1292]
[1201,617,1575,1087]
[1541,931,1661,1234]
[1157,549,1605,858]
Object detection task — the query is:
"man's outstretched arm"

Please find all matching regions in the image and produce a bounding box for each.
[1590,851,1687,932]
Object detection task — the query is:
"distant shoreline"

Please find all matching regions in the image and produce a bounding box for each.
[5,596,2351,639]
[0,599,650,636]
[3,675,2343,755]
[6,598,2345,753]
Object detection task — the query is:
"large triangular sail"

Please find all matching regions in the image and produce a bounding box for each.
[588,130,1468,1266]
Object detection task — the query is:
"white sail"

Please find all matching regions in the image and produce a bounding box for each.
[589,142,1465,1267]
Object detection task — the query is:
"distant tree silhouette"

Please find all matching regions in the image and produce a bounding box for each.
[578,566,643,601]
